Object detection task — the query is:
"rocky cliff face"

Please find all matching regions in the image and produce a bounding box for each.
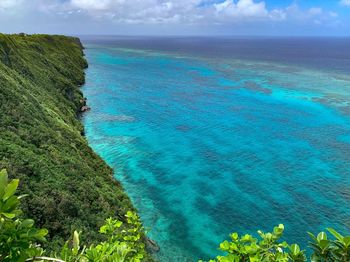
[0,34,135,248]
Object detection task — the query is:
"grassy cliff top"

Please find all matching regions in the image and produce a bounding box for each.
[0,34,135,248]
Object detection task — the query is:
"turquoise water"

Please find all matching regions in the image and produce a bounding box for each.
[82,40,350,261]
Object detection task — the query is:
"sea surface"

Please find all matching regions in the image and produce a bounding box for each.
[81,36,350,261]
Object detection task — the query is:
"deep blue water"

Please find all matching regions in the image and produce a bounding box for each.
[81,37,350,261]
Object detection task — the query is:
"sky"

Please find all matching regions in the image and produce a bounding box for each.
[0,0,349,36]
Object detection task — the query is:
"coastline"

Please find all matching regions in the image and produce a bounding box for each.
[0,34,150,254]
[79,41,158,259]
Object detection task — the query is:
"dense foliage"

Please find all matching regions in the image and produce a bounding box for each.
[58,211,147,262]
[0,34,138,249]
[0,169,47,261]
[0,169,148,262]
[204,224,350,262]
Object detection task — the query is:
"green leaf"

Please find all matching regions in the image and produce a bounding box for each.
[73,230,80,250]
[218,254,239,262]
[318,239,330,249]
[230,232,238,241]
[290,244,300,254]
[343,236,350,247]
[1,212,15,219]
[126,211,134,218]
[280,241,288,248]
[219,241,230,251]
[21,219,35,228]
[18,194,28,200]
[257,230,265,238]
[31,229,48,242]
[317,232,327,242]
[3,179,19,201]
[308,232,318,242]
[327,228,343,241]
[241,234,252,242]
[311,254,320,262]
[274,224,284,235]
[2,195,20,212]
[265,233,273,240]
[0,169,8,198]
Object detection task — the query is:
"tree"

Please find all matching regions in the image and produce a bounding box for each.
[0,169,48,262]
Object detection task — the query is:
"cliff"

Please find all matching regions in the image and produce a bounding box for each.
[0,34,135,248]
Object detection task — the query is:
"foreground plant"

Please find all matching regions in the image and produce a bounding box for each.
[308,228,350,261]
[59,212,147,262]
[0,169,148,262]
[204,224,350,262]
[0,169,47,261]
[202,224,305,262]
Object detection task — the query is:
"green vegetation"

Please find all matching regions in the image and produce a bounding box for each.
[0,169,147,262]
[0,34,141,250]
[204,224,350,262]
[0,169,47,261]
[59,211,147,262]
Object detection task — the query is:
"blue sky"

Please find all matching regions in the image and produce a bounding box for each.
[0,0,349,36]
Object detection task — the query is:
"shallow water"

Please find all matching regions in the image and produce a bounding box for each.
[82,38,350,261]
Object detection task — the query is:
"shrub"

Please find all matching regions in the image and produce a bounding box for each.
[0,169,47,261]
[60,212,147,262]
[204,224,350,262]
[0,169,149,262]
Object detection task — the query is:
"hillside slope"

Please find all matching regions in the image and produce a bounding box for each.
[0,34,135,248]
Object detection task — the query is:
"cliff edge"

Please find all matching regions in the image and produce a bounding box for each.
[0,34,135,248]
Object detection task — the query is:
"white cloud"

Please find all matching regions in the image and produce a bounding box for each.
[63,0,283,24]
[308,7,323,16]
[0,0,342,31]
[340,0,350,6]
[61,0,336,26]
[283,3,337,23]
[269,9,286,21]
[0,0,22,9]
[214,0,268,19]
[61,0,197,23]
[329,11,338,18]
[71,0,113,10]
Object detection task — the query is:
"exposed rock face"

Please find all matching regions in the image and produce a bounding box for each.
[80,98,87,105]
[146,237,160,253]
[81,105,91,112]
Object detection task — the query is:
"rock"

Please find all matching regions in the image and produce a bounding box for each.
[80,98,87,106]
[81,105,91,112]
[146,237,160,253]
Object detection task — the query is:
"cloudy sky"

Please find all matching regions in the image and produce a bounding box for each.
[0,0,349,35]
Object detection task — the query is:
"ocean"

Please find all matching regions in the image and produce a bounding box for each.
[80,36,350,261]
